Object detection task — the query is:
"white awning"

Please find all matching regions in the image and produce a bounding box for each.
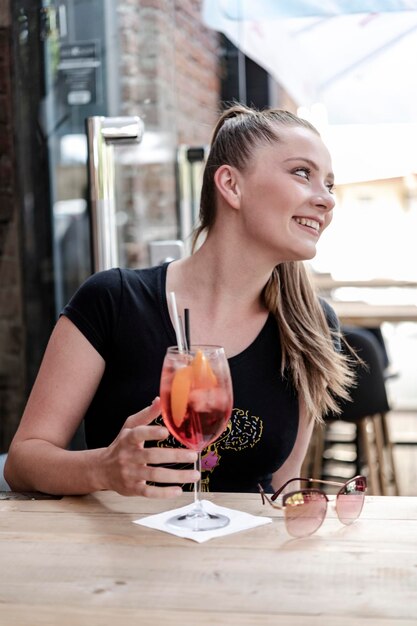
[203,1,417,124]
[202,1,417,181]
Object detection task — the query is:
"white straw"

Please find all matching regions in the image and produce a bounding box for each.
[169,291,185,352]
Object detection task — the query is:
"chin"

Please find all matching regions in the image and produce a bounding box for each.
[288,246,317,262]
[303,249,317,260]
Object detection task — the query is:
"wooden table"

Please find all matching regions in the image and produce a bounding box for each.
[1,491,417,625]
[310,274,417,326]
[327,301,417,327]
[312,276,417,292]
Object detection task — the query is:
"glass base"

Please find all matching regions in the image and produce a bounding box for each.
[167,509,230,532]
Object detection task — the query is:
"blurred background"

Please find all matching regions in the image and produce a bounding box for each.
[0,0,416,492]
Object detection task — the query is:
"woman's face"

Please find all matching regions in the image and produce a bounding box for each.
[235,125,335,263]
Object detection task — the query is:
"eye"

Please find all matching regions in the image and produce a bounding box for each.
[293,166,310,180]
[293,166,335,194]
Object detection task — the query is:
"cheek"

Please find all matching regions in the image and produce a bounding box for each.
[323,210,334,231]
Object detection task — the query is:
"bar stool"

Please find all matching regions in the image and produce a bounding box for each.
[308,327,399,495]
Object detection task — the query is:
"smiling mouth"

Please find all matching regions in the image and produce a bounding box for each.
[294,217,320,233]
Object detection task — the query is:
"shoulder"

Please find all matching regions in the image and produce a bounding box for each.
[72,267,122,295]
[318,297,342,351]
[67,263,166,299]
[122,263,167,291]
[318,297,339,331]
[62,269,126,317]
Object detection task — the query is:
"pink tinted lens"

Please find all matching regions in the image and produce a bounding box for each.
[283,490,327,538]
[336,476,366,525]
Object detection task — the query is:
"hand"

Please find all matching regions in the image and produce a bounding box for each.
[99,397,199,497]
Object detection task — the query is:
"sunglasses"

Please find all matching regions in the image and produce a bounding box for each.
[258,475,367,538]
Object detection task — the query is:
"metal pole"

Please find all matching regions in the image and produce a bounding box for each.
[86,116,144,272]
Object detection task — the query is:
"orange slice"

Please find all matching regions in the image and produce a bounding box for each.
[170,365,192,427]
[191,350,218,389]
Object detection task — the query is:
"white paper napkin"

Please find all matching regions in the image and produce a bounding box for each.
[133,499,272,543]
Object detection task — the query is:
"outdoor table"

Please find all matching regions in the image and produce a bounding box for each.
[327,301,417,327]
[1,490,417,624]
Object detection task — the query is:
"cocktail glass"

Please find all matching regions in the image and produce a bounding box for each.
[160,345,233,531]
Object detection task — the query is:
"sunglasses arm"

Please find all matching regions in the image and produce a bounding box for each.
[270,477,346,502]
[257,484,284,510]
[270,475,366,502]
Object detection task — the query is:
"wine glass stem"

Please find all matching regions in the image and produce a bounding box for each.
[194,451,203,512]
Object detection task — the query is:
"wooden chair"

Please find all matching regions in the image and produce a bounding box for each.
[305,327,399,495]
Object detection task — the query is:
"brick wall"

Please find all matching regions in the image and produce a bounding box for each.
[0,0,26,452]
[174,0,221,143]
[117,0,220,136]
[116,0,221,267]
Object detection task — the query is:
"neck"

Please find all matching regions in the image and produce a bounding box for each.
[172,241,272,315]
[165,232,277,355]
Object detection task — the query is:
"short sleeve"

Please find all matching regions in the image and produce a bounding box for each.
[61,269,122,359]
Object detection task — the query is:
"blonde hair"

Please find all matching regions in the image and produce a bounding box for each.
[193,104,354,422]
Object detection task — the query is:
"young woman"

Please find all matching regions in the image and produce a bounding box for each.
[5,104,353,497]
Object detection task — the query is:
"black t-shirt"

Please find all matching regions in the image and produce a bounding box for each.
[62,263,337,493]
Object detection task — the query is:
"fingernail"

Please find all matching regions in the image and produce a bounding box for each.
[152,396,160,406]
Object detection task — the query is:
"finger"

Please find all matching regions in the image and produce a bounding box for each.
[127,424,172,445]
[138,483,184,499]
[123,397,161,429]
[141,465,200,485]
[140,446,198,465]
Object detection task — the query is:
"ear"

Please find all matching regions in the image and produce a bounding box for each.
[214,164,241,209]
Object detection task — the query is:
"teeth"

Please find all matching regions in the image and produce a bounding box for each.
[295,217,320,231]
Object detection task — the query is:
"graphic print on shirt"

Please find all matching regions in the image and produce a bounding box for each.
[156,407,263,491]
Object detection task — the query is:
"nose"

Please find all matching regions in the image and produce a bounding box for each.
[312,189,335,211]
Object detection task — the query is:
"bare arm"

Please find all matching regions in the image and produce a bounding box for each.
[5,316,198,497]
[271,399,315,492]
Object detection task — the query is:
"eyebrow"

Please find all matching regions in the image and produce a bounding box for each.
[284,157,334,183]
